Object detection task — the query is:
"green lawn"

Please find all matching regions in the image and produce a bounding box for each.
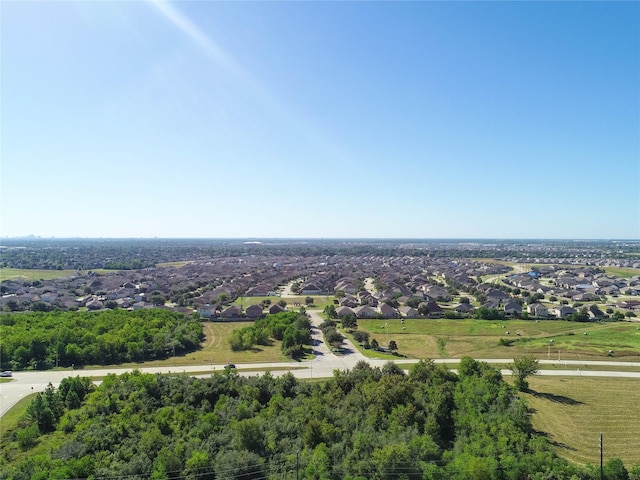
[0,393,36,438]
[524,376,640,467]
[0,268,80,281]
[354,319,640,361]
[602,266,640,278]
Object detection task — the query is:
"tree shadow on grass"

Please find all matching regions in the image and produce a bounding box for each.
[531,390,584,405]
[533,430,578,451]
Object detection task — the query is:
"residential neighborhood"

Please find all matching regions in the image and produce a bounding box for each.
[2,239,639,322]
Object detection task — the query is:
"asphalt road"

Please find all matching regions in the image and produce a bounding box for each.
[2,311,640,418]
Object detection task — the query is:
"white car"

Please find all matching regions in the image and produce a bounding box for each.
[0,371,13,378]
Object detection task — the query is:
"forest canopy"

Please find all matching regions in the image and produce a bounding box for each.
[3,359,632,480]
[0,309,203,370]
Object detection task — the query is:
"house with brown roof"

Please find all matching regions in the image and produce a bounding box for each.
[269,303,286,315]
[220,305,242,319]
[245,304,264,319]
[379,303,399,318]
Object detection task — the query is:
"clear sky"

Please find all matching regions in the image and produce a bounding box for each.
[1,0,638,239]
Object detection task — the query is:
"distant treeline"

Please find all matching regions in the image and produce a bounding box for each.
[0,309,203,370]
[1,238,637,270]
[2,360,637,480]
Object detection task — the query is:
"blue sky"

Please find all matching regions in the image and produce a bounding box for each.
[1,1,638,239]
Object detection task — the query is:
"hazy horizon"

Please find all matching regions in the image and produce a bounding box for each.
[2,1,638,239]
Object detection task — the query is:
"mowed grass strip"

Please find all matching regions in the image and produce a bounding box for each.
[355,319,640,361]
[0,393,37,437]
[524,376,640,467]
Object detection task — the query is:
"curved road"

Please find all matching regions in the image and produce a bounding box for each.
[2,310,640,418]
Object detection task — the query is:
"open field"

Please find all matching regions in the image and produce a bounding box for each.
[524,376,640,467]
[155,261,192,268]
[0,268,81,281]
[0,262,191,282]
[0,267,120,281]
[603,266,640,278]
[77,321,293,371]
[354,319,640,361]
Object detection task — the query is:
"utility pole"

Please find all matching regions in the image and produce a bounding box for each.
[296,451,300,480]
[599,433,603,480]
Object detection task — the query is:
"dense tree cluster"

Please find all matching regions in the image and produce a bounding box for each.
[2,360,636,479]
[228,311,312,358]
[0,310,203,370]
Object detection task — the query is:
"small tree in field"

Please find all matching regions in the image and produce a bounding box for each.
[436,337,449,361]
[388,340,398,354]
[509,355,539,392]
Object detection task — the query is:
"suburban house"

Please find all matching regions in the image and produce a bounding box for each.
[588,304,605,320]
[269,303,286,315]
[503,300,523,317]
[527,303,548,318]
[198,304,217,319]
[398,306,419,318]
[245,304,264,319]
[301,283,323,295]
[245,285,271,297]
[420,301,443,318]
[336,306,355,318]
[551,306,576,319]
[353,305,377,318]
[220,305,242,319]
[379,303,399,318]
[454,303,474,315]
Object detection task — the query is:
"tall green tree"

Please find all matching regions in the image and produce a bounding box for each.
[509,355,539,391]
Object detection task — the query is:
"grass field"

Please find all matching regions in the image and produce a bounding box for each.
[0,268,81,281]
[0,267,121,281]
[0,393,36,438]
[602,266,640,278]
[82,321,293,371]
[0,262,191,282]
[155,261,192,268]
[354,319,640,361]
[524,376,640,467]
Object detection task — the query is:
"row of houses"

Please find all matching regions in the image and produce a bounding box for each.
[198,302,286,320]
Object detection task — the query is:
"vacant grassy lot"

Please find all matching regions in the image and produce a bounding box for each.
[0,267,121,281]
[603,266,640,278]
[524,376,640,467]
[91,321,292,370]
[0,268,80,281]
[155,261,192,268]
[355,319,640,361]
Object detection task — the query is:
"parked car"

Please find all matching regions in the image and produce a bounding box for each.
[1,371,13,377]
